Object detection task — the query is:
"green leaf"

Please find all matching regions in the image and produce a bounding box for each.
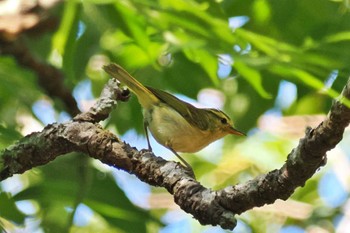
[0,57,40,126]
[183,48,219,85]
[289,93,327,115]
[83,170,160,233]
[270,65,350,107]
[114,1,150,51]
[323,31,350,44]
[0,124,22,148]
[0,192,26,225]
[234,61,272,99]
[13,155,87,231]
[52,1,82,83]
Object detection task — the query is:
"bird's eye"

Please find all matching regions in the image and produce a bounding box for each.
[221,118,228,124]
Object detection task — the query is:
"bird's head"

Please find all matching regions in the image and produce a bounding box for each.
[207,109,245,137]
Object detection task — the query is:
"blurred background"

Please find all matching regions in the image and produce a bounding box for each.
[1,0,350,232]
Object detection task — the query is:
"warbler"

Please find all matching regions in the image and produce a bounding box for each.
[103,63,244,169]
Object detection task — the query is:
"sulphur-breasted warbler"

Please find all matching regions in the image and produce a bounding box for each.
[104,63,244,170]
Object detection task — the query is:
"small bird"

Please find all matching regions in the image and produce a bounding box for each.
[103,63,245,170]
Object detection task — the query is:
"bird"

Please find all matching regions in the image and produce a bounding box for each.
[103,63,245,170]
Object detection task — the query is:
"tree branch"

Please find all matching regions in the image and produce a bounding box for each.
[0,38,80,117]
[74,79,130,122]
[0,0,80,116]
[1,75,350,230]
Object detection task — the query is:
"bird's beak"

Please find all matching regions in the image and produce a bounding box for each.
[227,126,246,136]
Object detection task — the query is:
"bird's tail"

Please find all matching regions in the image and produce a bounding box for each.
[103,63,158,109]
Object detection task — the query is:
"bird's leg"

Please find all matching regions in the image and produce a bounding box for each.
[168,148,194,176]
[144,121,152,151]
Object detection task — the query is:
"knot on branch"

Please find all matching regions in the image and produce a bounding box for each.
[74,79,130,123]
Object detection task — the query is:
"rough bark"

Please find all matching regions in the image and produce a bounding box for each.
[1,76,350,230]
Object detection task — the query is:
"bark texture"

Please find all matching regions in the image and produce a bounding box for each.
[1,77,350,230]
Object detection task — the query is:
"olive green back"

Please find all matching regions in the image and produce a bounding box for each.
[146,86,219,131]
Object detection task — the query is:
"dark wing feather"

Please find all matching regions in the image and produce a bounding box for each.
[145,86,210,130]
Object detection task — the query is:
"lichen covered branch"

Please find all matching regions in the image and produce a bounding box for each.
[1,74,350,230]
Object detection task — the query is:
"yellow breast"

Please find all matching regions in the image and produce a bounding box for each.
[144,103,226,153]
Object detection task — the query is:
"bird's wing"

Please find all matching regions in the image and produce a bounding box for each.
[145,86,209,130]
